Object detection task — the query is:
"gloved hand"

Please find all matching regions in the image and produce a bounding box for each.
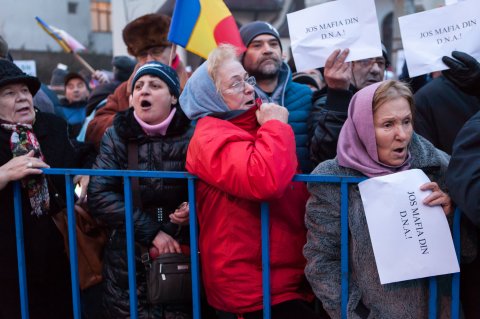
[442,51,480,97]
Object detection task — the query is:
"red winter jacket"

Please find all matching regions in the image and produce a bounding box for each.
[186,107,312,314]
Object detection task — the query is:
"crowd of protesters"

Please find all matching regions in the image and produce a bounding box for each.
[0,9,480,319]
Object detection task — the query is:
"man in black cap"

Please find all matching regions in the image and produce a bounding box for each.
[55,72,90,139]
[308,46,389,165]
[239,21,314,173]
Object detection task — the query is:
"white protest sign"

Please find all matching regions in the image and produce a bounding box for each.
[358,169,459,285]
[14,60,37,77]
[287,0,382,71]
[445,0,465,5]
[398,1,480,77]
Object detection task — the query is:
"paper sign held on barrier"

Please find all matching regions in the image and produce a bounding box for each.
[359,169,459,285]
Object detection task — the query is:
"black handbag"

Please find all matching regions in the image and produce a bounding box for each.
[128,142,192,305]
[143,252,192,304]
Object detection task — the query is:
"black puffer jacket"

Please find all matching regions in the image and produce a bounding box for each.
[88,106,193,318]
[308,85,355,166]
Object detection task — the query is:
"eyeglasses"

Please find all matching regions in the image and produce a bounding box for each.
[223,76,256,94]
[354,58,387,70]
[137,46,169,60]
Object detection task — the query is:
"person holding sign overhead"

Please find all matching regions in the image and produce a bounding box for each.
[304,80,455,318]
[445,51,480,319]
[308,46,389,166]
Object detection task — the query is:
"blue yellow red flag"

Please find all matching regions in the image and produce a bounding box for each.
[168,0,245,59]
[35,16,86,53]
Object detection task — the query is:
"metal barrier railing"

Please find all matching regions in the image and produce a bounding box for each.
[11,169,461,319]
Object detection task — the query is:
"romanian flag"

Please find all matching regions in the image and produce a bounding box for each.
[35,16,86,53]
[168,0,246,59]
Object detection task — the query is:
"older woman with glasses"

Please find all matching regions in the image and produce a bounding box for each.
[180,44,319,319]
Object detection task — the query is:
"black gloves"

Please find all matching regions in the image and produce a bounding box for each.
[442,51,480,97]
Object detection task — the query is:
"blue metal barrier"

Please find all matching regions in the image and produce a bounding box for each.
[11,169,461,319]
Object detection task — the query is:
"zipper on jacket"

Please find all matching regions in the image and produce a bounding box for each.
[157,207,163,223]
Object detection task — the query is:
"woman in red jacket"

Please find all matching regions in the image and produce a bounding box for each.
[179,44,318,319]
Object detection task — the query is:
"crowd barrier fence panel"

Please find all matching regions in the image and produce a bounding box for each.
[11,169,461,319]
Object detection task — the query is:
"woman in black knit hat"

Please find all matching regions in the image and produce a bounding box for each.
[88,61,193,318]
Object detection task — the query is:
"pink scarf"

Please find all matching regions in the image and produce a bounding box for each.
[133,107,177,136]
[336,81,411,177]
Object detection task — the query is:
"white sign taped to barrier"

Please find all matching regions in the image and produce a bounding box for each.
[359,169,459,284]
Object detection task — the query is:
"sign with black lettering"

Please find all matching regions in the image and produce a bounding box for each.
[358,169,459,284]
[286,0,382,71]
[398,1,480,77]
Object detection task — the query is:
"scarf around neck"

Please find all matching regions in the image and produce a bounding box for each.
[336,81,411,178]
[133,107,177,136]
[0,121,50,216]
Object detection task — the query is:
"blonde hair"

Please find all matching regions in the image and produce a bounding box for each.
[373,80,415,115]
[207,44,240,91]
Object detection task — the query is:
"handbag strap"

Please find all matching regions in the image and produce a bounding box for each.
[127,141,150,263]
[127,141,143,210]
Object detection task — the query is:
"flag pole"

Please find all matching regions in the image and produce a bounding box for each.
[169,44,177,67]
[72,52,95,74]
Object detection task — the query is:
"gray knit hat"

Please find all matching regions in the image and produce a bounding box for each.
[239,21,282,50]
[131,61,180,98]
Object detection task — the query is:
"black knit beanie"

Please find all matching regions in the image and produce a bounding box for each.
[131,61,180,98]
[239,21,282,50]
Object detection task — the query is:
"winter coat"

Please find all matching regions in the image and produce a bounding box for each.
[88,107,193,318]
[308,86,356,166]
[55,98,88,138]
[186,106,312,315]
[85,81,130,151]
[414,76,480,155]
[0,110,76,318]
[254,62,313,173]
[447,110,480,226]
[304,133,453,319]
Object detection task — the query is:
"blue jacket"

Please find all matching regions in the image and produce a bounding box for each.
[55,98,87,139]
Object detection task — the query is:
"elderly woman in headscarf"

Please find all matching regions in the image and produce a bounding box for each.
[304,80,454,318]
[180,44,318,319]
[88,61,193,318]
[0,59,78,318]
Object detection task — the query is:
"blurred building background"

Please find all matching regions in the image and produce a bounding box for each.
[0,0,447,83]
